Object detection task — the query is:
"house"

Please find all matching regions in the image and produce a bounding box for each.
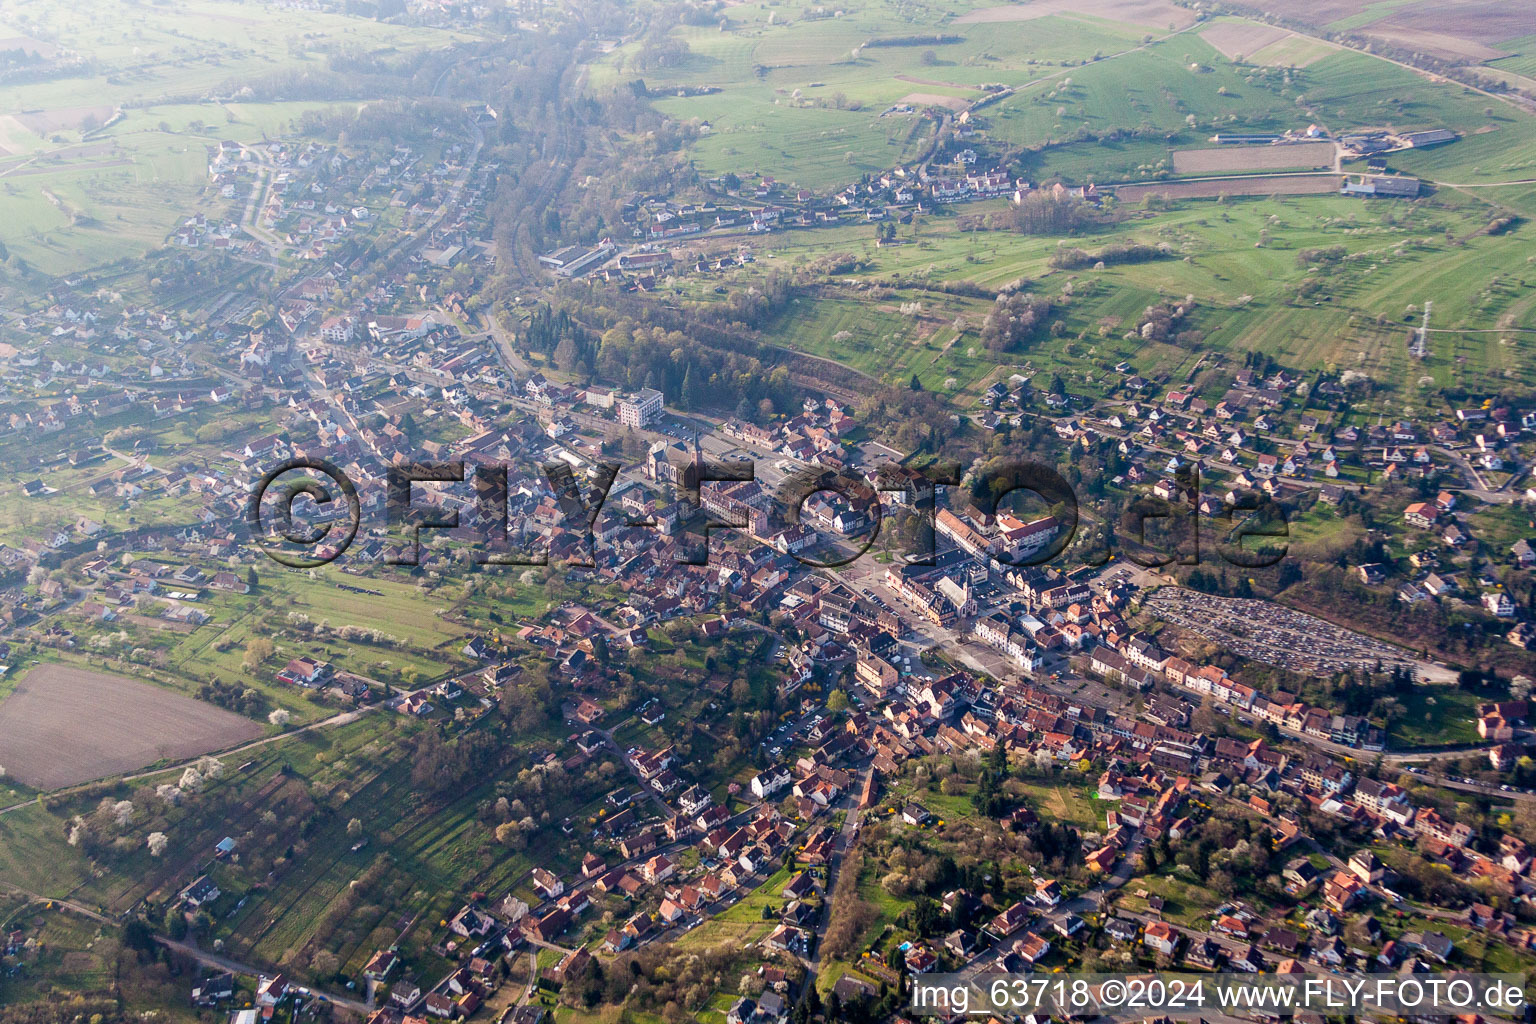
[1484,592,1517,618]
[756,990,788,1022]
[1143,921,1179,956]
[191,973,235,1006]
[643,853,676,884]
[904,945,939,974]
[255,975,288,1009]
[1416,930,1455,962]
[990,899,1031,936]
[750,765,792,799]
[424,993,458,1019]
[448,905,493,938]
[277,656,332,687]
[531,868,564,900]
[1013,933,1051,964]
[1105,918,1139,943]
[902,803,933,826]
[363,950,399,981]
[657,898,686,925]
[944,928,977,958]
[181,875,221,908]
[1349,849,1384,883]
[782,871,816,901]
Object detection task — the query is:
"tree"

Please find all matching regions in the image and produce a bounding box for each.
[910,374,923,391]
[826,689,850,712]
[147,832,169,857]
[311,950,340,978]
[553,335,579,372]
[123,916,156,957]
[243,636,275,672]
[347,817,363,837]
[680,364,697,410]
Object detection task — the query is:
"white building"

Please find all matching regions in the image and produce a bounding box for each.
[619,388,664,429]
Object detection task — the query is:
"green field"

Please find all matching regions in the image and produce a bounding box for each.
[1484,34,1536,80]
[596,2,1151,188]
[0,0,471,273]
[1390,686,1482,747]
[701,177,1534,408]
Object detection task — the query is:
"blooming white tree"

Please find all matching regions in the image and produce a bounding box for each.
[147,832,169,857]
[269,708,292,727]
[179,766,205,792]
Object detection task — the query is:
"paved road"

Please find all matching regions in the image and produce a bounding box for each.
[800,766,873,1003]
[159,935,373,1013]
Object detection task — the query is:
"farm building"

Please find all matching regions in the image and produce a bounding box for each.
[1400,129,1456,148]
[1341,175,1420,198]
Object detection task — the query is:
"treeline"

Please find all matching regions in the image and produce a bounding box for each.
[863,33,964,47]
[1049,241,1171,270]
[408,727,504,799]
[0,1000,127,1024]
[859,382,979,458]
[561,942,787,1016]
[1295,244,1347,268]
[1005,191,1106,235]
[524,306,598,375]
[196,679,270,719]
[980,289,1056,352]
[1134,297,1200,345]
[294,97,467,153]
[591,320,797,417]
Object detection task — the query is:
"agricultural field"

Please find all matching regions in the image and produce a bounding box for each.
[1171,141,1335,174]
[0,662,263,790]
[1198,19,1339,68]
[1233,0,1533,67]
[1485,33,1536,79]
[1114,172,1341,200]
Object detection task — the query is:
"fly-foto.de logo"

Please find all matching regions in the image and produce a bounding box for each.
[247,456,1288,570]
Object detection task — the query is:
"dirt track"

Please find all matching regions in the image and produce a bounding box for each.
[0,663,263,790]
